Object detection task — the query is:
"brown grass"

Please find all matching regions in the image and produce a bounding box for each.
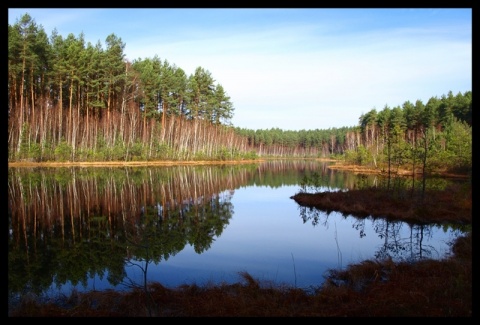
[327,161,470,179]
[291,184,471,225]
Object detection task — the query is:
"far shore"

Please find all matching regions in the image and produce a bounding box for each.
[8,159,264,168]
[7,159,469,179]
[7,158,337,168]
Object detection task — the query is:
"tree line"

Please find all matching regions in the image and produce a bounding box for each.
[236,89,471,172]
[8,13,248,162]
[8,12,472,177]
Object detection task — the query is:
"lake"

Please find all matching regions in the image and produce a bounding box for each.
[8,160,467,300]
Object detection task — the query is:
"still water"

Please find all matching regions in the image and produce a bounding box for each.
[8,160,466,299]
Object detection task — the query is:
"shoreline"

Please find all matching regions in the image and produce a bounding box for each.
[7,159,470,179]
[7,159,265,168]
[7,157,339,168]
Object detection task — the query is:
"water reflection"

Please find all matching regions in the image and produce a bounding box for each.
[9,165,252,297]
[299,205,465,265]
[8,161,466,300]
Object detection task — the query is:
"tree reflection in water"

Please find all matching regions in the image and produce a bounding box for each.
[298,205,465,267]
[8,161,465,303]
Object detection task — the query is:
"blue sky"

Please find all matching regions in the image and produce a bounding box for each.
[8,8,472,131]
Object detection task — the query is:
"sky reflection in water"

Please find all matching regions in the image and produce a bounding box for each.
[53,183,459,295]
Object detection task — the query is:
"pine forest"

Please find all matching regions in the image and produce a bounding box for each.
[8,13,472,176]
